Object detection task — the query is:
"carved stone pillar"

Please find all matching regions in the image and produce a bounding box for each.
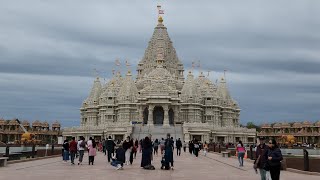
[148,105,154,126]
[174,107,179,125]
[163,105,169,127]
[140,107,144,124]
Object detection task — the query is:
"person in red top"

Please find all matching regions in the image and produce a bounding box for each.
[69,137,78,165]
[236,140,246,167]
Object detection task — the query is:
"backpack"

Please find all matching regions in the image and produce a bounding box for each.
[80,140,86,148]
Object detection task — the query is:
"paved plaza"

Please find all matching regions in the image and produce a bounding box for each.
[0,151,319,180]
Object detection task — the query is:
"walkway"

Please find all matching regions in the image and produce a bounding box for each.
[0,150,318,180]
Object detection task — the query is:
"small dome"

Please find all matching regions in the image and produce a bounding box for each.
[52,121,61,128]
[117,72,139,103]
[302,121,312,126]
[314,121,320,126]
[22,120,30,126]
[42,121,49,128]
[8,119,19,125]
[281,122,291,128]
[181,71,201,103]
[196,72,216,98]
[32,120,42,127]
[273,123,282,128]
[292,122,302,128]
[0,118,6,125]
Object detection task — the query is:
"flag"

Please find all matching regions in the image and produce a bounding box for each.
[159,10,164,14]
[115,58,120,66]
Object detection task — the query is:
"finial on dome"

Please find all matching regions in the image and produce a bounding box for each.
[157,5,164,24]
[199,71,205,77]
[158,16,163,24]
[127,70,132,76]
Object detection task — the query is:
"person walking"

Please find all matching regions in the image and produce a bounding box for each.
[176,138,182,156]
[139,139,143,153]
[254,137,269,180]
[88,138,97,165]
[134,139,139,158]
[236,140,246,167]
[183,141,187,153]
[141,136,153,168]
[203,141,208,156]
[160,138,165,155]
[129,138,135,165]
[106,136,116,162]
[77,137,85,165]
[123,136,133,165]
[193,140,200,157]
[102,139,107,156]
[62,139,70,162]
[266,139,283,180]
[153,139,159,156]
[69,137,77,165]
[164,134,174,169]
[189,141,194,155]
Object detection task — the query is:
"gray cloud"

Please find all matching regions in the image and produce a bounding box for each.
[0,0,319,126]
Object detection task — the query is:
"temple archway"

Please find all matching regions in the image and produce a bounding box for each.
[153,106,164,125]
[169,108,174,125]
[143,107,149,124]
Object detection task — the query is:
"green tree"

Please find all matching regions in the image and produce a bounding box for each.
[246,122,261,131]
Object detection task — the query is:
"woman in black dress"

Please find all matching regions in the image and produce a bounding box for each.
[140,136,153,168]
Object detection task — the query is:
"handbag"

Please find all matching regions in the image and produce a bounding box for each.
[280,159,286,170]
[263,161,270,171]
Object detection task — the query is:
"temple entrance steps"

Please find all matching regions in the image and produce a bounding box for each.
[131,124,183,141]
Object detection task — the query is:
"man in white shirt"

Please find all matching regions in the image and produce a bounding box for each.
[77,137,85,165]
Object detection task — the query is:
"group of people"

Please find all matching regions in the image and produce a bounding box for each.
[62,135,284,179]
[188,139,208,157]
[234,137,283,180]
[254,137,283,180]
[61,134,183,170]
[62,136,97,165]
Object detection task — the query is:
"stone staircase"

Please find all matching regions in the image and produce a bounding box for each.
[131,124,183,141]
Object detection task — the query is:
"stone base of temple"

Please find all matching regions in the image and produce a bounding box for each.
[63,123,256,144]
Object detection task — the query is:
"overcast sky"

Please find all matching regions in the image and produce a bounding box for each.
[0,0,319,127]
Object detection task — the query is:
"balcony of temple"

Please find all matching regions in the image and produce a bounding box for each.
[257,121,320,144]
[0,118,62,144]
